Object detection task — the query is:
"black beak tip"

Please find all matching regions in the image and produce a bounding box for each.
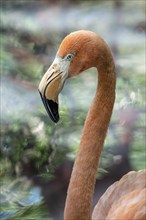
[39,91,59,123]
[46,99,59,123]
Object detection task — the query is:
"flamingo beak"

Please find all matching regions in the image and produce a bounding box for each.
[38,57,68,123]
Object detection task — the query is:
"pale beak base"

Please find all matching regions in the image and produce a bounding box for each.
[38,56,70,123]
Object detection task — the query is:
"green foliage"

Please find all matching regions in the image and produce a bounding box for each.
[0,33,43,84]
[130,128,146,170]
[0,117,70,179]
[0,0,145,218]
[0,178,49,220]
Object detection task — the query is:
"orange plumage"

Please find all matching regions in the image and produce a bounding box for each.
[39,30,146,220]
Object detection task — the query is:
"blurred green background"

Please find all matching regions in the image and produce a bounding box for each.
[0,0,145,219]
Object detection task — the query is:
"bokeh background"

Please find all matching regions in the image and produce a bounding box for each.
[0,0,145,219]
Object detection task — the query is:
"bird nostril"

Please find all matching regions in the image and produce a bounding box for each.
[47,72,54,81]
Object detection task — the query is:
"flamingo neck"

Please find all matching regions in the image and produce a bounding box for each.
[64,53,116,220]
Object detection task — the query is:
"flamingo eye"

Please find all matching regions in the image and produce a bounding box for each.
[66,54,74,61]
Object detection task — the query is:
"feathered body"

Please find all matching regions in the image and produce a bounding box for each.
[39,30,146,220]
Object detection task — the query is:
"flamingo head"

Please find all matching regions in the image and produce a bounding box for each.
[38,30,99,123]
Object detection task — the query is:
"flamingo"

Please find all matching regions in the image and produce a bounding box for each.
[38,30,146,220]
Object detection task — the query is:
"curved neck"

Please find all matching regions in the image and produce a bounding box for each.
[64,50,116,220]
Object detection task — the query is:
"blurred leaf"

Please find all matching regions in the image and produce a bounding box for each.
[0,177,49,220]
